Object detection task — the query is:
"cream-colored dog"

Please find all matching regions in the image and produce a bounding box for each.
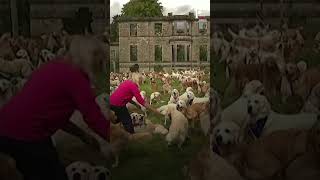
[168,89,180,104]
[165,105,189,149]
[150,92,161,105]
[220,80,265,128]
[247,94,320,137]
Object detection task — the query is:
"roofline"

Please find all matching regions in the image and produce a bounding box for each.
[117,15,210,22]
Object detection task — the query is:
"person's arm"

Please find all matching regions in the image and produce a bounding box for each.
[66,72,110,142]
[62,121,101,150]
[129,99,141,109]
[144,103,163,116]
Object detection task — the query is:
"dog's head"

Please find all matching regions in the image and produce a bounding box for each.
[171,89,179,99]
[130,113,139,124]
[242,80,265,98]
[247,94,271,121]
[211,121,241,147]
[186,87,193,92]
[186,91,195,106]
[136,113,145,125]
[176,100,187,112]
[65,161,93,180]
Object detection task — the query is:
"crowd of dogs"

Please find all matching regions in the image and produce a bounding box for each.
[184,23,320,180]
[0,31,107,107]
[109,69,210,156]
[212,22,320,104]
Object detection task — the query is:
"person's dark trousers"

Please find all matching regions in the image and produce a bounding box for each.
[110,105,135,134]
[0,136,68,180]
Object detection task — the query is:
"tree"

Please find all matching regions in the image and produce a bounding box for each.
[121,0,163,17]
[110,15,120,42]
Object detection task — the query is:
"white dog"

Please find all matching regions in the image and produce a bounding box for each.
[150,92,161,105]
[158,100,187,125]
[165,105,189,149]
[220,80,265,128]
[179,91,195,107]
[168,89,180,104]
[247,94,320,137]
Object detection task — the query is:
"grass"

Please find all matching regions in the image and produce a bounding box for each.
[111,76,209,180]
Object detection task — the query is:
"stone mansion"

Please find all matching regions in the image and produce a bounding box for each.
[110,12,210,72]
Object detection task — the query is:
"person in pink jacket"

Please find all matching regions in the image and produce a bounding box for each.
[0,35,109,180]
[110,66,161,133]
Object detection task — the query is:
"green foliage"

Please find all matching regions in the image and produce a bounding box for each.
[121,0,163,17]
[110,15,120,42]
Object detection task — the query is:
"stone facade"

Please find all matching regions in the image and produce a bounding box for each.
[114,13,210,72]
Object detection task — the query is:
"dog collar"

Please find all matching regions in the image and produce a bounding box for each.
[249,116,268,138]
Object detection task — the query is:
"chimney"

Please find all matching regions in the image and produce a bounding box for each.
[168,12,173,16]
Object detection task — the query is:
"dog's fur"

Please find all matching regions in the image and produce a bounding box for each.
[220,80,265,129]
[168,89,180,104]
[184,145,244,180]
[229,129,320,180]
[165,105,189,149]
[247,94,320,137]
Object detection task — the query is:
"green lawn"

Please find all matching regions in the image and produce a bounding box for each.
[111,76,209,180]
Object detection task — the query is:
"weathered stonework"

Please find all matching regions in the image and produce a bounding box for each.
[113,13,210,72]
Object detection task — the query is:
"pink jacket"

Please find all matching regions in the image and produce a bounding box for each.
[0,58,110,142]
[110,80,145,107]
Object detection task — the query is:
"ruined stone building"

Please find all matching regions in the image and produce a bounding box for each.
[0,0,108,36]
[111,13,210,72]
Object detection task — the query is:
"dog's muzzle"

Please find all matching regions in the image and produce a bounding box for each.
[189,99,194,106]
[247,106,252,114]
[215,135,223,145]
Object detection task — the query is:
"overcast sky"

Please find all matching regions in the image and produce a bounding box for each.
[110,0,210,22]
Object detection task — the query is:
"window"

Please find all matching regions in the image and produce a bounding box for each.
[154,23,162,36]
[198,19,207,33]
[200,45,208,62]
[175,21,187,33]
[172,45,175,62]
[154,45,162,62]
[177,45,185,62]
[130,45,137,62]
[130,23,137,36]
[187,45,190,61]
